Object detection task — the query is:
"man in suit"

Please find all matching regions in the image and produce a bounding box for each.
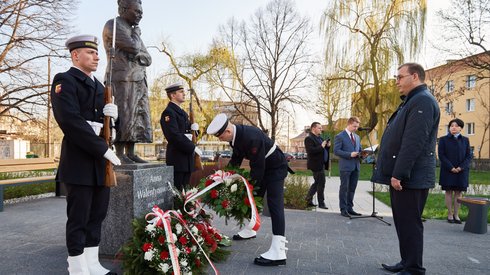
[304,122,330,209]
[160,83,201,191]
[373,63,440,275]
[51,35,121,275]
[207,113,289,266]
[334,116,363,217]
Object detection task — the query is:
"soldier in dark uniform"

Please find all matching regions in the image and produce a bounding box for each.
[207,113,289,266]
[51,35,120,275]
[160,83,201,191]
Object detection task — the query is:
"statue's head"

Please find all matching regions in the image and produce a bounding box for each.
[118,0,143,26]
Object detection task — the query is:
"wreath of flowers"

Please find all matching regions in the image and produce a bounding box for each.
[196,168,263,227]
[120,187,230,274]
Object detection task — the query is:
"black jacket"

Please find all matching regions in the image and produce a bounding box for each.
[228,125,288,188]
[371,84,440,189]
[51,67,108,186]
[160,102,195,173]
[305,133,330,171]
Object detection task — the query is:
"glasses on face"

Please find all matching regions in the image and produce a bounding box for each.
[394,74,413,81]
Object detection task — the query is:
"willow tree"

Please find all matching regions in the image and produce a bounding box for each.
[321,0,427,131]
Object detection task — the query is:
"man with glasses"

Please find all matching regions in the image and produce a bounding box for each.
[160,83,201,191]
[373,63,440,275]
[207,113,289,266]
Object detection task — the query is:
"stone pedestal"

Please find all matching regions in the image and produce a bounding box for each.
[100,163,174,255]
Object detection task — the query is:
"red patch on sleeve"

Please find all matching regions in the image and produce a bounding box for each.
[55,84,62,94]
[164,116,170,122]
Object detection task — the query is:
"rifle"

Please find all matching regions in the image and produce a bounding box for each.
[102,17,118,187]
[189,88,203,170]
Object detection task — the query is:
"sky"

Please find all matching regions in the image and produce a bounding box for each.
[71,0,452,136]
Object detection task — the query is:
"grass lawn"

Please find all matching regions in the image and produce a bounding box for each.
[374,192,490,223]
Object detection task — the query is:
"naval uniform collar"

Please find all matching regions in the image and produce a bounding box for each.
[231,124,237,147]
[71,66,95,82]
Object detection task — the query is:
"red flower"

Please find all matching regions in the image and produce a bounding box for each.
[221,200,229,208]
[210,241,218,253]
[185,247,191,254]
[228,170,235,175]
[160,251,169,260]
[210,190,219,199]
[244,197,251,206]
[205,179,213,186]
[204,235,214,245]
[196,223,205,231]
[214,232,222,241]
[158,235,165,245]
[142,243,152,252]
[179,236,188,245]
[248,183,254,191]
[195,258,201,267]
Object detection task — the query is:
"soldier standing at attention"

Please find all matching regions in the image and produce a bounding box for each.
[160,83,201,191]
[51,35,121,274]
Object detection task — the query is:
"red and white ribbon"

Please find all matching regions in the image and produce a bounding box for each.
[183,170,261,232]
[145,206,219,275]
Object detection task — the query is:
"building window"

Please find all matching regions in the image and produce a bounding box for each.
[466,122,475,135]
[466,98,475,112]
[445,80,454,93]
[445,102,453,115]
[466,75,477,89]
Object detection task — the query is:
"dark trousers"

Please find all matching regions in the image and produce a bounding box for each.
[261,166,288,236]
[339,170,359,211]
[65,184,110,256]
[390,186,429,275]
[306,170,326,206]
[174,171,191,191]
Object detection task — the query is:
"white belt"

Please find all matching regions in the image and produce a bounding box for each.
[265,143,277,159]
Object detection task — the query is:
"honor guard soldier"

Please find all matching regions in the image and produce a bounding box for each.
[51,34,121,275]
[207,113,289,266]
[160,83,201,191]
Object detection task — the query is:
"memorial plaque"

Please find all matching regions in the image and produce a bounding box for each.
[100,163,174,255]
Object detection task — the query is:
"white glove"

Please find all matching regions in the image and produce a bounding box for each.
[111,128,117,142]
[103,149,121,166]
[185,134,193,141]
[103,103,118,121]
[194,147,202,157]
[86,121,103,136]
[190,123,199,131]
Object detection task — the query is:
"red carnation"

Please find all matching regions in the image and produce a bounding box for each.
[179,236,188,245]
[142,243,152,252]
[214,232,222,241]
[205,235,214,245]
[205,179,213,186]
[185,247,191,254]
[210,241,218,253]
[244,197,251,206]
[221,200,229,208]
[195,258,201,267]
[210,190,219,199]
[196,223,205,231]
[158,235,165,245]
[160,251,169,260]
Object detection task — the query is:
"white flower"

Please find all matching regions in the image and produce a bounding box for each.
[224,177,232,186]
[175,223,183,234]
[180,259,188,267]
[191,225,198,235]
[159,263,169,273]
[145,223,156,233]
[144,248,155,261]
[230,184,238,192]
[192,245,197,252]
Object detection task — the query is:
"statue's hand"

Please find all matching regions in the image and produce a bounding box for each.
[135,52,151,66]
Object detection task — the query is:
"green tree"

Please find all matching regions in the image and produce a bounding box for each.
[321,0,427,131]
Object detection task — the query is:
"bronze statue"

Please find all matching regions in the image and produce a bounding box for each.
[102,0,152,163]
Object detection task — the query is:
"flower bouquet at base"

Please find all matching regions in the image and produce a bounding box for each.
[119,185,230,275]
[195,168,263,227]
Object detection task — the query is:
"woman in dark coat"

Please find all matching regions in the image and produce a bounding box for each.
[438,118,472,224]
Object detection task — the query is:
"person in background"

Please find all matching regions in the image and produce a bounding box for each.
[304,122,330,209]
[438,118,472,224]
[51,34,121,275]
[333,116,363,217]
[160,83,201,192]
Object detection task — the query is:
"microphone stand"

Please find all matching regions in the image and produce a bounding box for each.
[350,129,391,226]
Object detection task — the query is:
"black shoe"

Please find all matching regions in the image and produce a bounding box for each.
[118,154,135,164]
[382,262,404,273]
[254,256,286,266]
[306,201,317,207]
[348,210,362,216]
[453,215,462,224]
[340,211,351,218]
[127,154,148,163]
[447,218,455,223]
[232,234,256,240]
[318,205,328,209]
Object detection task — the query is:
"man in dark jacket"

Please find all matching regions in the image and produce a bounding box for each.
[160,83,201,191]
[372,63,440,275]
[51,35,121,275]
[207,113,289,267]
[304,122,330,209]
